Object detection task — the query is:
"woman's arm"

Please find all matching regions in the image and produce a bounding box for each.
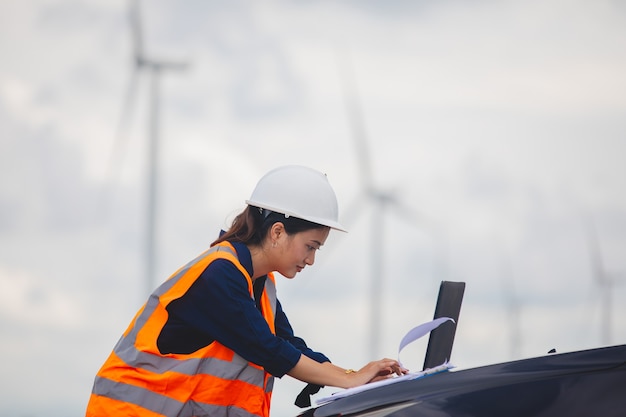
[159,261,302,376]
[288,354,406,389]
[274,288,407,388]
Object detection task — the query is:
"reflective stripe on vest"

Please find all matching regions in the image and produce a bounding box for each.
[87,242,277,417]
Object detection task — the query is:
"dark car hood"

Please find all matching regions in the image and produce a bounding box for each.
[297,344,626,417]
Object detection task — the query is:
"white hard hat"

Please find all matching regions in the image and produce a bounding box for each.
[246,165,347,232]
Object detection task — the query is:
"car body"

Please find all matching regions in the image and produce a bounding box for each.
[297,344,626,417]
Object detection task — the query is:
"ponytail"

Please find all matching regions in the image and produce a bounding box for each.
[212,206,327,247]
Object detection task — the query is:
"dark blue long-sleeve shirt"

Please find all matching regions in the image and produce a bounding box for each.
[157,241,330,377]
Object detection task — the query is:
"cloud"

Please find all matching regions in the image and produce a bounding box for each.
[0,266,82,328]
[1,1,626,416]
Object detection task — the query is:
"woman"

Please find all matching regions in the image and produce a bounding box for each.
[86,165,406,417]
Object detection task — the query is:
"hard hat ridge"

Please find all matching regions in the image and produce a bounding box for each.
[246,165,347,232]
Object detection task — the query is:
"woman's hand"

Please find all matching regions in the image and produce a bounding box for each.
[288,355,408,389]
[345,358,408,387]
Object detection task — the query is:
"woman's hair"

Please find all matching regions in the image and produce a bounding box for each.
[211,206,327,247]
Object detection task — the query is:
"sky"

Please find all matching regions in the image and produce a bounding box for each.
[1,0,626,416]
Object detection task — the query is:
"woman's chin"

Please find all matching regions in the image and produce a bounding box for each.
[279,270,297,279]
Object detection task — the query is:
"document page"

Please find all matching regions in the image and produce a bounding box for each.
[315,317,455,405]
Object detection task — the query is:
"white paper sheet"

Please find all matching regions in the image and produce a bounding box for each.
[315,317,455,405]
[315,362,453,405]
[398,316,454,367]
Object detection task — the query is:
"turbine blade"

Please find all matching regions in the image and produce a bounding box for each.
[96,66,141,217]
[390,197,426,229]
[308,192,369,271]
[340,191,369,231]
[389,197,449,280]
[129,0,144,63]
[335,48,374,191]
[118,66,140,136]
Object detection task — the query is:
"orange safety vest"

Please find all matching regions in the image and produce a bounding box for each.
[86,242,278,417]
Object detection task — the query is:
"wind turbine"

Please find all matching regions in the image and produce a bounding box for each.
[497,247,521,359]
[335,50,446,359]
[584,215,624,346]
[114,0,189,295]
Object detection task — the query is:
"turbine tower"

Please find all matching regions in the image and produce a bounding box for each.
[584,216,624,345]
[117,0,189,295]
[497,248,521,359]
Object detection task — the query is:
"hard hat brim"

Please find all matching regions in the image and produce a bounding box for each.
[246,200,348,233]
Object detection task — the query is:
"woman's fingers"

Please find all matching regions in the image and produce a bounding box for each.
[391,362,409,375]
[366,359,408,379]
[351,358,410,385]
[385,360,409,376]
[380,358,408,375]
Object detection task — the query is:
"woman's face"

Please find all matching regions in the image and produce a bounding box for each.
[274,227,330,278]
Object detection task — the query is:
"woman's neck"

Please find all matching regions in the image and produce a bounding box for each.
[248,243,272,280]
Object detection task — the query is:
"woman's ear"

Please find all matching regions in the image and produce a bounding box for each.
[270,222,285,243]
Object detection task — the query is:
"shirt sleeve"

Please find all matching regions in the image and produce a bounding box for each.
[157,259,302,377]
